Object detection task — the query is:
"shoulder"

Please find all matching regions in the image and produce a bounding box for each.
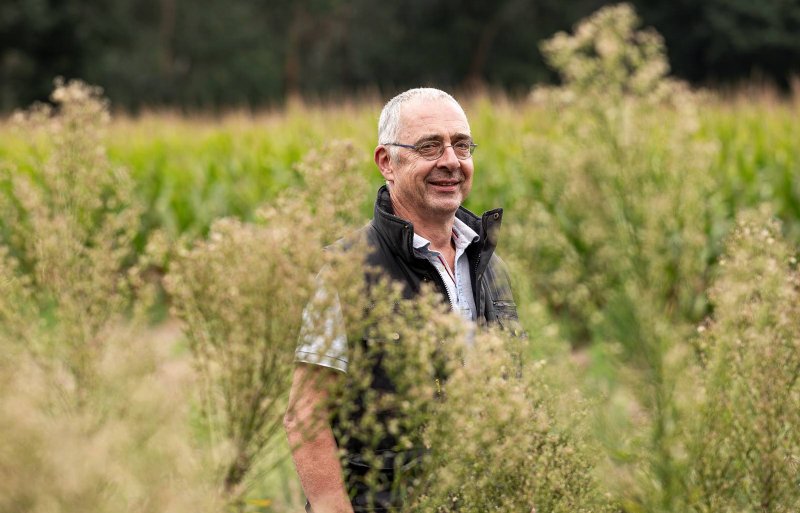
[324,222,375,254]
[488,253,512,275]
[322,223,388,283]
[484,254,515,299]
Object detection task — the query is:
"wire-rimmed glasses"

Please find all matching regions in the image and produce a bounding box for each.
[382,139,477,160]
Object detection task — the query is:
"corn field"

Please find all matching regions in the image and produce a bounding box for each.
[1,5,799,513]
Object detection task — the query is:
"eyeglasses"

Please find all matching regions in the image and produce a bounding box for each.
[382,140,477,160]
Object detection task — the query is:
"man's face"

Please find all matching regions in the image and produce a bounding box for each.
[379,98,474,220]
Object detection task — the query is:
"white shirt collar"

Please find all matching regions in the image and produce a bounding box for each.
[412,216,480,253]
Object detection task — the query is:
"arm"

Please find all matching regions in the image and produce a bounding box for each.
[284,363,354,513]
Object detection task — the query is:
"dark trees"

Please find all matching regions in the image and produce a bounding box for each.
[1,0,799,111]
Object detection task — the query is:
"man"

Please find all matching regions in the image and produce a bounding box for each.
[284,88,520,513]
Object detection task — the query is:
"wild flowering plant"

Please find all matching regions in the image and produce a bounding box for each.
[687,208,800,512]
[508,4,722,510]
[0,81,218,513]
[309,275,474,506]
[321,277,613,513]
[0,324,221,513]
[517,2,718,351]
[410,328,614,513]
[0,79,142,393]
[165,142,370,500]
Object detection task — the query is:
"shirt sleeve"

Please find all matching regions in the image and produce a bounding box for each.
[295,271,349,373]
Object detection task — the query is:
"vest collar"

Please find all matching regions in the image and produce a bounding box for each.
[371,185,503,274]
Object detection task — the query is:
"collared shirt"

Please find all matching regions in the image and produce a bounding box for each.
[295,218,479,374]
[411,216,479,321]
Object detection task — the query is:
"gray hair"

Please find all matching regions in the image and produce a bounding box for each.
[377,88,464,158]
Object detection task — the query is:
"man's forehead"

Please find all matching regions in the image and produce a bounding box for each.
[398,98,470,139]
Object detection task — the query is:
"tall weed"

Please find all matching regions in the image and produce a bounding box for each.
[412,329,613,513]
[507,4,719,510]
[0,81,218,513]
[0,79,141,392]
[323,277,612,512]
[0,326,220,513]
[687,208,800,512]
[513,3,718,351]
[165,142,370,501]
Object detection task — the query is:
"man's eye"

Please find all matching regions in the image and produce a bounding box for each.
[417,142,441,154]
[454,141,471,150]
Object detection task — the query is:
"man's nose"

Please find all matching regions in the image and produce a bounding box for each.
[436,144,460,170]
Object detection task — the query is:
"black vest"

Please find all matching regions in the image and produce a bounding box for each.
[330,186,520,512]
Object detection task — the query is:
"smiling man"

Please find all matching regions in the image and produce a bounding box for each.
[284,88,520,513]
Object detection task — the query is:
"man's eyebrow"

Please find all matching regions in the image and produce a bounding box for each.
[412,134,443,145]
[412,132,472,144]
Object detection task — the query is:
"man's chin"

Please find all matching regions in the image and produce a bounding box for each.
[425,196,463,217]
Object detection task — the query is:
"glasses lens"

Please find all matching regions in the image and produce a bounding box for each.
[453,141,472,159]
[417,141,443,160]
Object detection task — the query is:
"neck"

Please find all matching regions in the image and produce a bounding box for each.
[391,200,455,253]
[414,217,455,253]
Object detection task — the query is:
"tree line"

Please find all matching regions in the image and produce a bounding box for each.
[1,0,799,112]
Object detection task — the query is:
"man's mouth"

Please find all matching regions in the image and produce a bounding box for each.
[428,178,461,187]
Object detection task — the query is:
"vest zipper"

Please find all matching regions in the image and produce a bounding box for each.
[472,252,482,308]
[425,264,454,310]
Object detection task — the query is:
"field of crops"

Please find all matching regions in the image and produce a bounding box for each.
[3,90,796,253]
[2,6,799,513]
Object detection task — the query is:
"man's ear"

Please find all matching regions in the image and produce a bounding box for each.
[374,145,394,184]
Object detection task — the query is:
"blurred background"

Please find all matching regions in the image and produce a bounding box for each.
[2,0,800,112]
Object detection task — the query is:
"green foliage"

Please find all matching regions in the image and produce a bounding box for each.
[414,331,613,513]
[0,80,218,513]
[0,78,142,392]
[165,142,370,501]
[105,106,379,248]
[5,84,796,267]
[506,5,716,511]
[517,3,717,350]
[632,0,800,85]
[4,0,800,112]
[701,98,800,243]
[687,208,800,512]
